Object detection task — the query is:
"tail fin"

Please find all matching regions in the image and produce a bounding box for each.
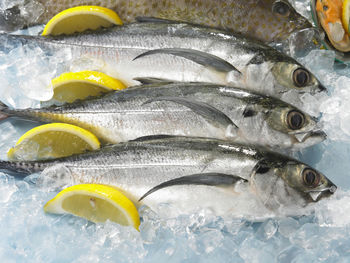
[0,159,44,176]
[0,101,9,121]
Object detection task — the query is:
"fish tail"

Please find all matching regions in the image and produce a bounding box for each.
[0,160,46,176]
[0,100,9,121]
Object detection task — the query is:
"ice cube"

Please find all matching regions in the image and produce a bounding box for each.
[288,29,324,58]
[0,173,17,203]
[21,1,45,24]
[278,217,300,238]
[298,50,335,73]
[256,219,278,240]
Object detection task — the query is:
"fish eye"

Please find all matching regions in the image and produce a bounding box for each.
[272,1,291,16]
[287,110,305,130]
[302,168,320,188]
[293,68,310,87]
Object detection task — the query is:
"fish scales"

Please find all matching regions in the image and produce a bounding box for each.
[1,0,312,43]
[0,83,325,149]
[0,137,336,216]
[0,21,325,106]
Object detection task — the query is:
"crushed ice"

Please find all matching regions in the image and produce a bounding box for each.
[0,0,349,262]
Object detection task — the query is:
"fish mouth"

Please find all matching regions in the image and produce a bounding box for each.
[293,130,327,146]
[307,184,337,202]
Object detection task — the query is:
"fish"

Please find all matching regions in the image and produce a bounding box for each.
[0,20,326,107]
[0,136,336,217]
[0,0,313,44]
[0,81,326,150]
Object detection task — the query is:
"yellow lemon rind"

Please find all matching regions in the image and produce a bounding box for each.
[42,6,123,36]
[44,184,140,230]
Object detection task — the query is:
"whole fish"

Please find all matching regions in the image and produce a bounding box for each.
[0,0,312,43]
[0,21,325,107]
[0,136,336,217]
[0,82,325,150]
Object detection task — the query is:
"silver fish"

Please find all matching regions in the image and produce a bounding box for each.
[0,0,312,44]
[0,21,326,106]
[0,136,336,216]
[0,82,326,150]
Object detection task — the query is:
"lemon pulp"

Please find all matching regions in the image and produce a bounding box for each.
[44,184,140,230]
[51,71,126,103]
[7,123,100,161]
[42,6,123,36]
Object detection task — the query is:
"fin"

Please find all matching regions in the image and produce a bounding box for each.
[133,48,241,74]
[0,101,9,121]
[254,160,271,174]
[135,16,177,24]
[0,160,42,176]
[131,134,178,142]
[143,96,238,129]
[243,107,257,118]
[133,77,177,85]
[139,173,247,201]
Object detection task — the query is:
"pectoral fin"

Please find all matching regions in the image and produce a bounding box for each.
[143,96,238,129]
[133,48,241,74]
[139,173,247,201]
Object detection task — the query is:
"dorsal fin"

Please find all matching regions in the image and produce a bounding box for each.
[131,135,178,142]
[135,16,177,24]
[133,77,177,85]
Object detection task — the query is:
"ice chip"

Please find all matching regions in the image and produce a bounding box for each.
[288,28,324,58]
[256,219,278,240]
[0,173,17,203]
[278,217,300,237]
[21,1,45,24]
[298,50,335,72]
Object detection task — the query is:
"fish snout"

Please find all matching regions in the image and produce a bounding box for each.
[314,184,337,202]
[293,130,327,147]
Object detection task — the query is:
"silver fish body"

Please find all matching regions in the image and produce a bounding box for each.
[0,136,336,217]
[1,82,326,150]
[0,0,312,43]
[0,21,326,106]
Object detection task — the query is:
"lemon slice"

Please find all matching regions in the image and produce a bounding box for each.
[7,123,100,161]
[42,6,123,36]
[44,184,140,229]
[343,0,350,34]
[51,71,126,103]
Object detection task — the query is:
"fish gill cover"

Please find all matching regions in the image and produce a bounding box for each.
[0,0,349,263]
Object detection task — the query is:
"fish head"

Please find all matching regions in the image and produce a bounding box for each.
[258,100,326,148]
[251,158,336,211]
[271,61,326,94]
[278,162,336,202]
[260,0,313,42]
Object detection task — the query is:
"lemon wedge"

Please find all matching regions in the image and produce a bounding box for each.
[42,6,123,36]
[343,0,350,34]
[51,71,126,103]
[7,123,100,161]
[44,184,140,229]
